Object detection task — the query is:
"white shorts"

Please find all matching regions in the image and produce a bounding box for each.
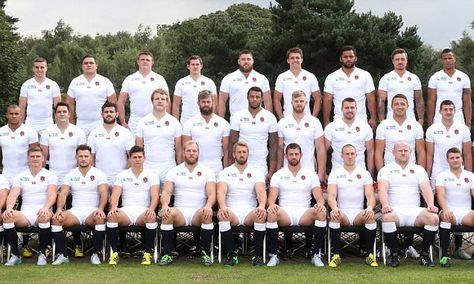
[20,208,40,226]
[280,206,309,226]
[176,207,200,226]
[342,208,363,225]
[443,207,472,225]
[69,207,97,225]
[393,207,424,227]
[229,207,254,225]
[121,206,147,225]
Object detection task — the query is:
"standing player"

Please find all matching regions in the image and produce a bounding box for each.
[378,48,424,125]
[273,47,321,119]
[66,54,117,136]
[325,97,374,175]
[117,51,168,134]
[436,147,474,267]
[182,90,230,175]
[266,143,326,267]
[172,55,217,124]
[50,145,108,265]
[427,48,471,128]
[277,90,326,182]
[378,141,439,267]
[136,89,182,182]
[159,141,216,266]
[217,141,267,266]
[323,45,376,128]
[88,102,134,187]
[229,86,278,182]
[218,50,272,118]
[3,146,57,266]
[40,102,87,186]
[19,57,61,135]
[375,94,425,171]
[107,145,160,265]
[327,144,378,267]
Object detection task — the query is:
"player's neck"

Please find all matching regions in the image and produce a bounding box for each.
[139,69,151,77]
[190,73,201,80]
[392,115,407,125]
[292,111,305,122]
[184,162,198,172]
[201,113,213,123]
[443,67,455,76]
[56,121,69,131]
[343,164,356,172]
[441,119,454,129]
[7,122,21,132]
[78,165,92,176]
[290,67,302,76]
[342,117,354,126]
[131,166,144,177]
[102,122,116,132]
[288,164,301,176]
[396,160,409,169]
[152,109,167,119]
[29,166,43,176]
[341,66,355,76]
[34,76,46,83]
[234,162,247,173]
[248,106,261,117]
[393,69,406,76]
[450,167,463,177]
[84,73,97,81]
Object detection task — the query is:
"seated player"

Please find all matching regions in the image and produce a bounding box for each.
[50,145,108,265]
[266,143,326,267]
[327,144,377,267]
[436,147,474,267]
[159,140,216,266]
[3,146,57,266]
[106,145,159,265]
[217,141,267,266]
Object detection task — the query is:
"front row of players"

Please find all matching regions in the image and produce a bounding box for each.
[1,140,473,267]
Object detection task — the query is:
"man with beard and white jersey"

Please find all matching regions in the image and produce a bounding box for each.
[375,94,425,171]
[41,102,87,186]
[273,47,321,119]
[325,97,374,176]
[327,144,378,268]
[436,147,474,267]
[229,86,278,183]
[19,57,61,135]
[378,141,439,267]
[172,55,217,124]
[217,141,267,266]
[159,141,216,267]
[3,146,57,266]
[378,48,424,125]
[136,89,182,182]
[182,90,230,175]
[0,105,38,185]
[426,100,472,188]
[118,51,169,134]
[428,48,472,128]
[50,145,108,265]
[218,50,272,118]
[323,45,376,129]
[0,174,10,246]
[107,145,159,266]
[277,90,326,182]
[88,102,134,186]
[66,54,117,136]
[266,143,327,267]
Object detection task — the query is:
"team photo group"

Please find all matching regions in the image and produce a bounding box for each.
[0,45,473,269]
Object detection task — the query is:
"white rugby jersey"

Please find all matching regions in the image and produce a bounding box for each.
[270,167,320,208]
[20,77,61,133]
[220,69,270,116]
[40,124,87,184]
[328,166,372,209]
[435,169,474,208]
[277,113,323,170]
[62,167,107,208]
[182,114,230,174]
[0,124,38,182]
[377,162,428,208]
[121,71,168,121]
[67,74,115,134]
[375,117,423,164]
[136,113,182,164]
[0,174,9,189]
[88,124,134,182]
[114,168,159,207]
[324,67,375,120]
[378,70,422,119]
[428,69,470,123]
[174,75,217,123]
[217,164,265,208]
[165,163,215,208]
[13,168,57,208]
[324,118,372,170]
[230,108,277,174]
[274,69,319,116]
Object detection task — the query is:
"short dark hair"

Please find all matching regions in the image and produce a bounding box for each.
[446,147,461,158]
[340,45,357,56]
[150,88,170,102]
[33,57,47,64]
[129,145,145,157]
[441,48,454,57]
[391,94,408,106]
[81,54,96,64]
[247,86,263,97]
[239,50,253,57]
[186,55,203,65]
[439,99,455,110]
[390,48,407,60]
[286,47,303,59]
[76,144,92,154]
[198,90,212,101]
[54,102,69,113]
[102,101,117,112]
[285,143,302,155]
[341,97,356,106]
[137,50,154,61]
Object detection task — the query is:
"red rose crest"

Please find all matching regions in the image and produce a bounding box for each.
[454,129,459,135]
[409,169,415,174]
[407,77,412,81]
[464,177,469,183]
[40,176,45,182]
[165,121,170,126]
[260,117,265,122]
[90,175,95,181]
[301,175,306,180]
[143,177,148,183]
[304,122,309,128]
[115,131,119,137]
[354,75,359,80]
[20,131,24,136]
[356,174,361,179]
[355,126,360,132]
[46,85,51,89]
[214,122,219,127]
[407,125,412,130]
[247,173,252,178]
[95,81,100,86]
[197,171,202,176]
[150,77,155,82]
[302,76,307,81]
[201,81,205,86]
[457,77,461,82]
[252,77,257,82]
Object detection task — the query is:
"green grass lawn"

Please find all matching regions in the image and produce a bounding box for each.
[1,256,473,284]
